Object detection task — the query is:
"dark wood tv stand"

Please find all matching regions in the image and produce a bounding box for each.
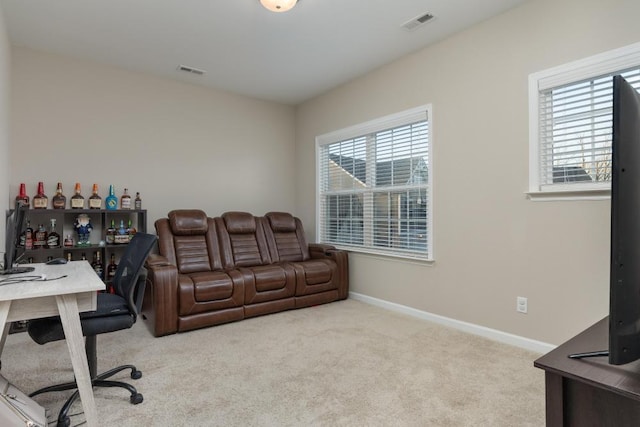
[534,317,640,426]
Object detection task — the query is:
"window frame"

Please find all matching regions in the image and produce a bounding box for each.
[528,42,640,201]
[315,105,434,262]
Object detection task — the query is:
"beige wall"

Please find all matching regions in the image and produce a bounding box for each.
[9,47,296,231]
[0,6,10,257]
[295,0,640,345]
[4,0,640,346]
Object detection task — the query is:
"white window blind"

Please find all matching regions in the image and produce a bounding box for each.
[538,69,640,189]
[316,106,432,260]
[529,42,640,198]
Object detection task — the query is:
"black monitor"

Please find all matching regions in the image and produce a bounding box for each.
[2,203,34,274]
[569,75,640,365]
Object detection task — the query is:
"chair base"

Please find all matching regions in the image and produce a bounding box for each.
[29,364,143,427]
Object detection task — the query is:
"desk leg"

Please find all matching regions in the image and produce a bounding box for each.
[545,372,564,427]
[0,301,10,361]
[56,294,98,427]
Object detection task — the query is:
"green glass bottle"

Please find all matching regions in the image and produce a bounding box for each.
[105,185,118,210]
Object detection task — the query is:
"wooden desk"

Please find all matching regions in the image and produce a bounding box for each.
[534,317,640,426]
[0,261,104,427]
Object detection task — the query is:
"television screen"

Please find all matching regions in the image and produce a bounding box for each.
[608,74,640,365]
[567,75,640,365]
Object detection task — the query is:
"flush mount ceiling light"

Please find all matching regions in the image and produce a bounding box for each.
[260,0,298,13]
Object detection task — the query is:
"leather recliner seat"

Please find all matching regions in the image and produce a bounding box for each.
[143,210,349,336]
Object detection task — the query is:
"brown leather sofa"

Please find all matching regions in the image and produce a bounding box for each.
[142,210,349,337]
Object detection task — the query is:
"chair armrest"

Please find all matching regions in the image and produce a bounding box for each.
[142,259,179,337]
[308,244,349,300]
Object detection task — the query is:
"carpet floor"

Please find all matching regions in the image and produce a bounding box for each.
[1,299,545,426]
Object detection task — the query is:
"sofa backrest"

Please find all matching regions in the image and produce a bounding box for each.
[155,209,224,273]
[215,211,272,269]
[262,212,310,262]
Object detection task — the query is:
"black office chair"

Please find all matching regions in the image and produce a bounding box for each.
[27,232,157,427]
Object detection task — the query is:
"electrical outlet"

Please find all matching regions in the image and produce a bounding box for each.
[517,296,528,314]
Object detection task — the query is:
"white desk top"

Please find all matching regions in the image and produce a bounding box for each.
[0,261,105,301]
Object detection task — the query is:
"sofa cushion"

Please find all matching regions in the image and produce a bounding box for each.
[266,212,296,232]
[252,265,288,292]
[178,271,244,317]
[168,210,208,236]
[218,213,271,268]
[242,264,296,305]
[263,213,309,262]
[223,212,256,234]
[174,235,211,273]
[293,259,339,296]
[191,271,234,302]
[299,260,333,285]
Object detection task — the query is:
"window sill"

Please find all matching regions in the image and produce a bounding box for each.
[526,188,610,202]
[330,244,434,265]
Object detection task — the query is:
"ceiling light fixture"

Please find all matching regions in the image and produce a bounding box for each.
[260,0,298,13]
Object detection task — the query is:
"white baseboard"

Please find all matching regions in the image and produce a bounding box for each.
[349,292,556,355]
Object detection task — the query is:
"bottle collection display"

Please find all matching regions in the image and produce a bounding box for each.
[11,182,147,284]
[16,182,142,211]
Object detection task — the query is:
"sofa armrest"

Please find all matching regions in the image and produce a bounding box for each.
[308,243,337,257]
[142,258,180,337]
[145,253,171,267]
[308,243,349,300]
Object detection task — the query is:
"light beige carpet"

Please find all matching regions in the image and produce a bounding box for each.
[1,299,545,426]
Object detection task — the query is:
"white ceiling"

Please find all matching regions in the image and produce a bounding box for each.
[0,0,527,105]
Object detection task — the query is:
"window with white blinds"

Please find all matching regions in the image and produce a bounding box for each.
[529,42,640,198]
[316,105,433,260]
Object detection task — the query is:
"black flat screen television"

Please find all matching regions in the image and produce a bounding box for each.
[569,75,640,365]
[2,202,34,275]
[608,74,640,365]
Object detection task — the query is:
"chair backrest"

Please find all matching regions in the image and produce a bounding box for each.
[112,232,157,318]
[155,209,224,273]
[215,211,271,269]
[263,212,310,262]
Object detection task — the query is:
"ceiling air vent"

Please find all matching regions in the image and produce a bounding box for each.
[401,12,435,32]
[177,65,206,76]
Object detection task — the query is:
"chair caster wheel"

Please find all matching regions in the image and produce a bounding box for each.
[131,393,143,404]
[57,416,71,427]
[131,369,142,380]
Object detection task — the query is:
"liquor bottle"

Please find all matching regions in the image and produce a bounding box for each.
[127,219,137,242]
[89,184,102,209]
[64,234,74,247]
[120,188,131,209]
[66,252,72,262]
[32,182,48,209]
[105,220,116,244]
[70,182,85,209]
[34,223,48,248]
[46,218,61,248]
[24,221,34,250]
[52,182,66,209]
[15,183,29,209]
[105,185,118,210]
[134,192,142,210]
[115,220,128,244]
[106,253,118,283]
[92,251,104,280]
